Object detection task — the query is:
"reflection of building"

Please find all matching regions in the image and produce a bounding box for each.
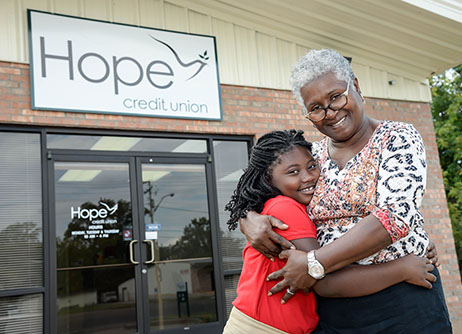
[119,262,193,298]
[57,292,97,310]
[1,1,462,333]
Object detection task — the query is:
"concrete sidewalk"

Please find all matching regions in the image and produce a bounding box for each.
[453,319,462,334]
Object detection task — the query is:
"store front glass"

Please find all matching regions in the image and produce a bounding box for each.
[47,134,239,334]
[54,161,137,333]
[0,132,43,334]
[141,162,217,331]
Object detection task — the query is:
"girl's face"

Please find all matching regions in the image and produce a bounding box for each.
[269,146,320,206]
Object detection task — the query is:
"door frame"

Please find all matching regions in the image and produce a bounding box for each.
[47,151,225,334]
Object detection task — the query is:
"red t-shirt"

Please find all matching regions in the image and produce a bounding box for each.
[233,195,318,334]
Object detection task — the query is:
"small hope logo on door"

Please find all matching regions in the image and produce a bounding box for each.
[71,201,118,221]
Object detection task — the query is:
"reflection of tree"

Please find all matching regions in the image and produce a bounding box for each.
[0,222,41,288]
[220,232,247,271]
[159,217,246,262]
[0,222,41,334]
[160,217,212,260]
[56,198,133,297]
[56,198,131,267]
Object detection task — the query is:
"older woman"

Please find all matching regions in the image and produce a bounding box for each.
[241,49,452,333]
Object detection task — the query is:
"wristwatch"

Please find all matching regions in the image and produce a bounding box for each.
[307,250,325,279]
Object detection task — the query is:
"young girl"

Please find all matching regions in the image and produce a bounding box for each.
[223,129,436,334]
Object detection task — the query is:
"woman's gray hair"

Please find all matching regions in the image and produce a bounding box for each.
[290,49,355,110]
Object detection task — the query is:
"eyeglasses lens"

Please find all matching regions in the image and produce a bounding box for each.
[305,95,348,121]
[330,95,347,110]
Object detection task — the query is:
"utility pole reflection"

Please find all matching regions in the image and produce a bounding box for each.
[144,181,174,330]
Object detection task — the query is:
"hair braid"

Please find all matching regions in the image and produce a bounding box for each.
[225,129,312,230]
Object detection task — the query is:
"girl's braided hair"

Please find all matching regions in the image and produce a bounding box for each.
[225,129,312,231]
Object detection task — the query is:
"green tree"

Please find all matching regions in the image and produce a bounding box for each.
[430,65,462,276]
[162,217,212,260]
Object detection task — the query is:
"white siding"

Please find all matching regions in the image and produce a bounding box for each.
[0,0,434,101]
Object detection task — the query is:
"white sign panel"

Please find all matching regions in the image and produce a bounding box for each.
[28,10,222,120]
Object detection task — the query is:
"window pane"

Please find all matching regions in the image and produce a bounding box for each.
[213,141,248,271]
[0,132,42,290]
[224,275,240,317]
[0,294,43,334]
[54,161,138,333]
[47,135,207,153]
[57,267,136,334]
[141,163,218,330]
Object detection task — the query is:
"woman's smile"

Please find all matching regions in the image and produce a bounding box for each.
[330,115,347,128]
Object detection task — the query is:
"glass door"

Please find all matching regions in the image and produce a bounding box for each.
[137,159,220,333]
[50,155,222,334]
[52,159,141,334]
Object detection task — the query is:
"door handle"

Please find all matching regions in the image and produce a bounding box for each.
[129,240,139,264]
[144,240,155,264]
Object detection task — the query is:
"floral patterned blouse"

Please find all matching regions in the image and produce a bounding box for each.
[309,121,429,264]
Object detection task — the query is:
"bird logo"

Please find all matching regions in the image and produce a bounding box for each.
[148,34,209,80]
[99,201,118,215]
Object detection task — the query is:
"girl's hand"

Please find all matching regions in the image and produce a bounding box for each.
[426,240,439,267]
[240,211,295,260]
[400,254,436,289]
[266,249,317,303]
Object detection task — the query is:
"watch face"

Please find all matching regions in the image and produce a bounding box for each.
[311,266,323,277]
[307,251,325,279]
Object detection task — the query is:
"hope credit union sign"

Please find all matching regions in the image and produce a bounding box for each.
[28,10,222,120]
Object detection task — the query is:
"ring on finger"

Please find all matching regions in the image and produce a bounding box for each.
[286,288,296,296]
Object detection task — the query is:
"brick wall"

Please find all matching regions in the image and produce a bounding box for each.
[1,61,461,319]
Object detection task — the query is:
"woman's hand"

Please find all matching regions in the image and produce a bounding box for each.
[240,211,295,260]
[426,240,439,267]
[266,249,317,303]
[400,254,436,289]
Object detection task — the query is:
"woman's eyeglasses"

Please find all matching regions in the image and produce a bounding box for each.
[304,80,350,122]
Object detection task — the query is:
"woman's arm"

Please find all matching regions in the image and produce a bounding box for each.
[315,214,391,273]
[278,238,435,303]
[313,255,435,298]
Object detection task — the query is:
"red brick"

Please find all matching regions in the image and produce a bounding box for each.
[55,118,77,126]
[85,113,106,120]
[0,81,19,88]
[11,75,28,82]
[12,102,30,109]
[0,67,20,75]
[33,117,57,125]
[11,87,29,95]
[0,94,21,102]
[11,115,34,123]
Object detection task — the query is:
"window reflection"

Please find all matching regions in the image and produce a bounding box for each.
[55,163,132,267]
[47,134,207,153]
[0,132,42,291]
[54,162,137,334]
[142,163,217,330]
[57,267,137,334]
[213,140,250,316]
[213,141,249,271]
